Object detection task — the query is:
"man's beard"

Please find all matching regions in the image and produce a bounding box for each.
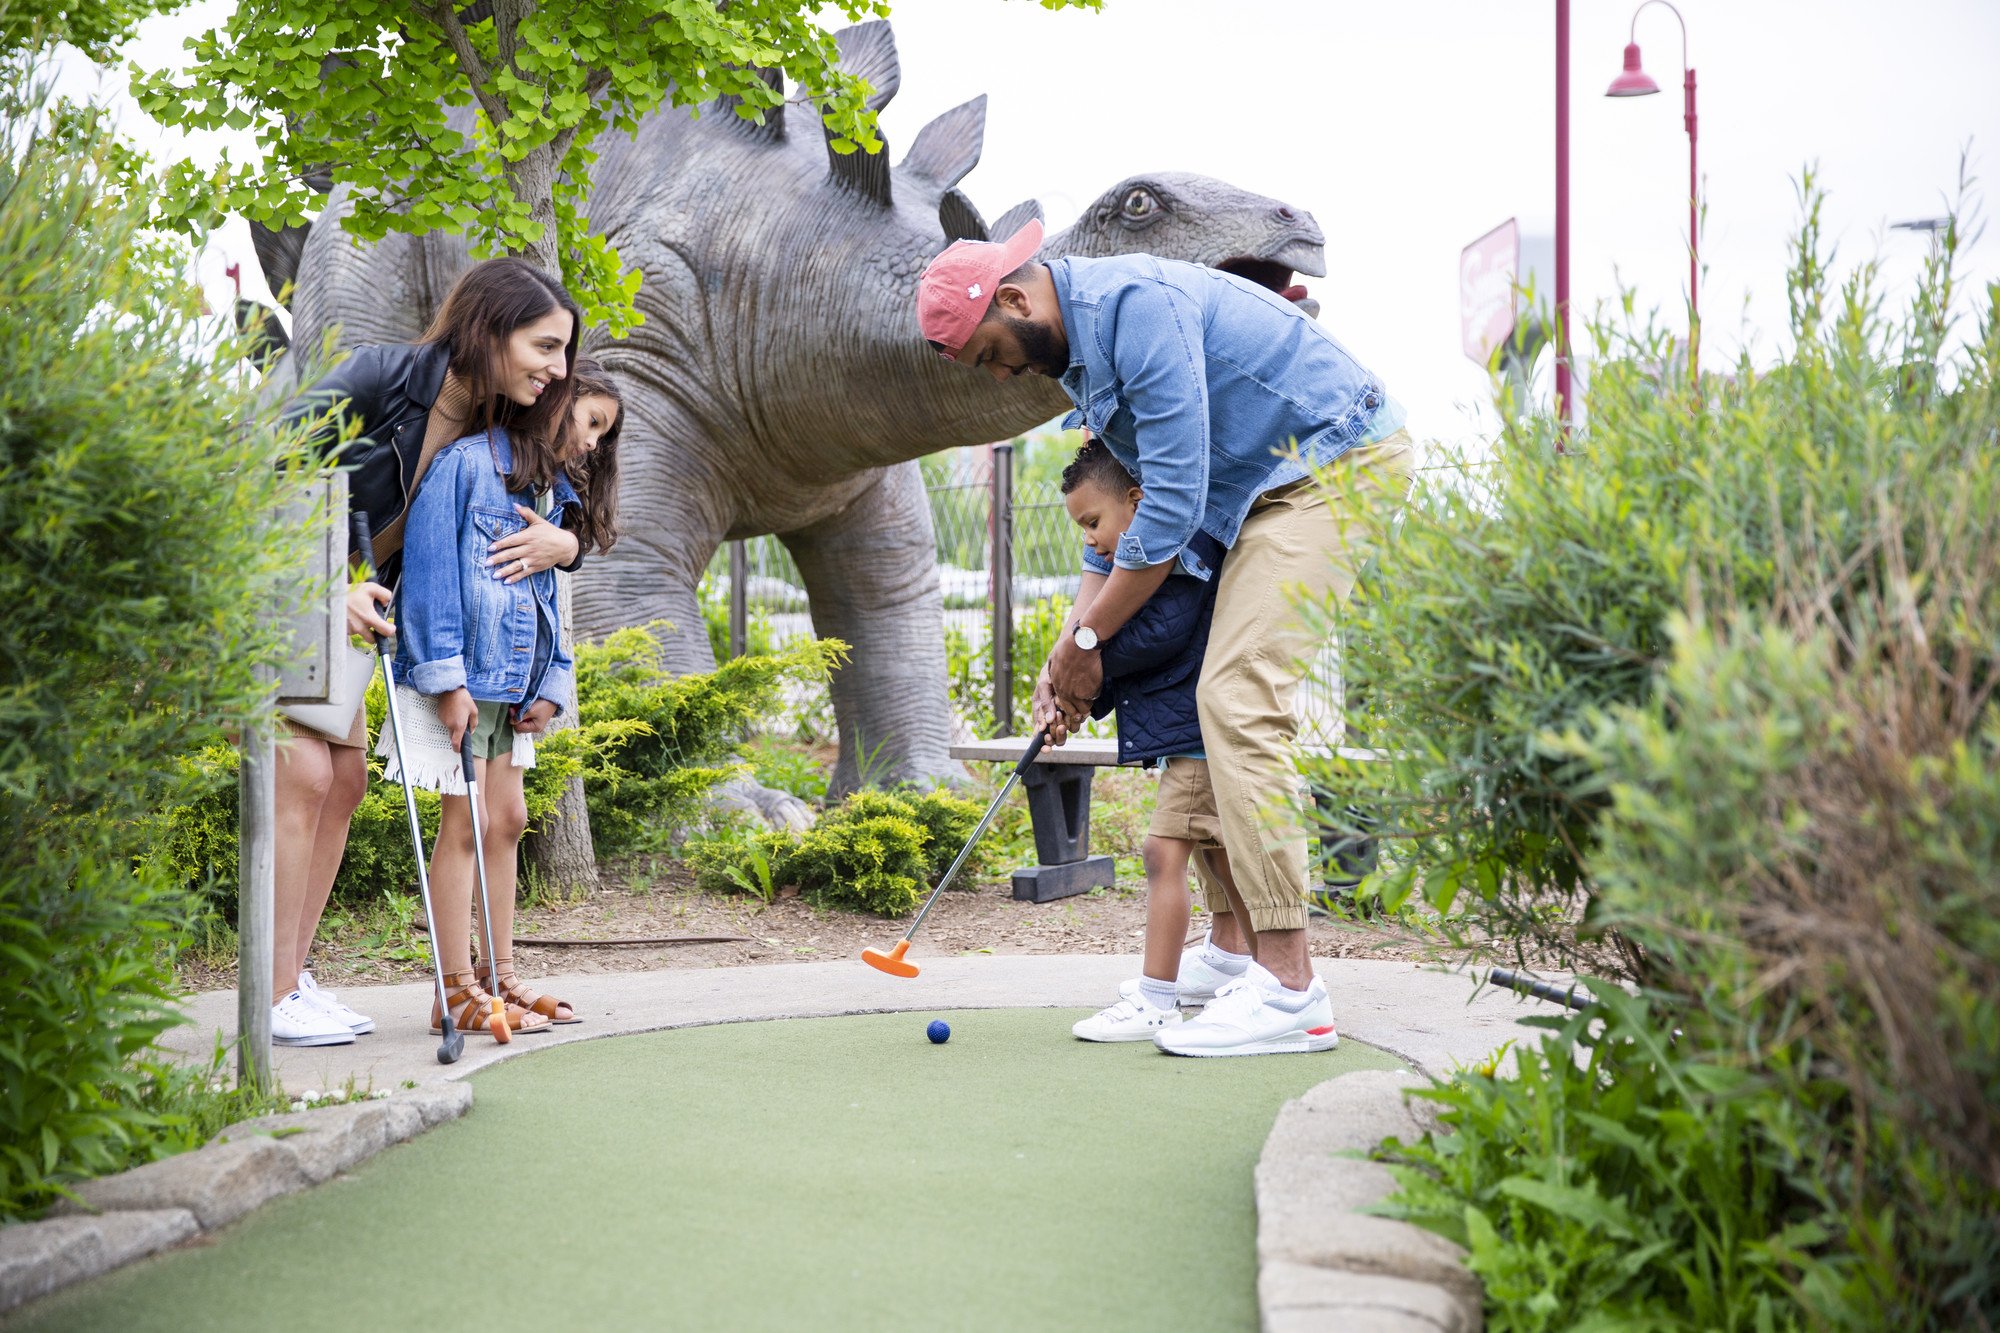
[1001,315,1068,377]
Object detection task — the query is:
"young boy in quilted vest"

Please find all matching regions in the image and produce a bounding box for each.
[1058,441,1265,1043]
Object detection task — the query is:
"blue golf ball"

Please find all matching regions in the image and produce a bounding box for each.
[926,1020,951,1045]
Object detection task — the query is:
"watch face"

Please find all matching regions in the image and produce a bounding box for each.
[1074,626,1098,651]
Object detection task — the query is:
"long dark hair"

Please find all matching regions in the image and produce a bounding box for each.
[419,257,582,494]
[560,357,622,554]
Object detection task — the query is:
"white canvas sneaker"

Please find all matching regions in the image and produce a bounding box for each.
[1072,998,1184,1043]
[1152,976,1339,1057]
[298,970,376,1035]
[1116,943,1243,1008]
[272,991,357,1048]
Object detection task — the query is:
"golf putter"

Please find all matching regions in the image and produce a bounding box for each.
[351,516,502,1061]
[861,730,1047,979]
[459,730,515,1039]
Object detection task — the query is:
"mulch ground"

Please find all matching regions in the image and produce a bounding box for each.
[178,856,1563,994]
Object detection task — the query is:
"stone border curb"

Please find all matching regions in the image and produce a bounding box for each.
[0,1083,470,1316]
[1256,1069,1481,1332]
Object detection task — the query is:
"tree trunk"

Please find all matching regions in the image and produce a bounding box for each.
[507,139,597,895]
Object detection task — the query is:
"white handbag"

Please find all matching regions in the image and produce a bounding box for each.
[276,627,375,738]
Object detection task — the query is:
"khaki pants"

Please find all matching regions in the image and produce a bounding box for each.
[1197,429,1415,932]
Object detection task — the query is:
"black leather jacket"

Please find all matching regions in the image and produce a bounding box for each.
[280,341,582,587]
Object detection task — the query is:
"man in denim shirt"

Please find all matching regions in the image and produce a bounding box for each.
[919,220,1414,1057]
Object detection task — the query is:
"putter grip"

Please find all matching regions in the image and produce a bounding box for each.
[1012,729,1047,777]
[460,728,478,785]
[350,513,390,652]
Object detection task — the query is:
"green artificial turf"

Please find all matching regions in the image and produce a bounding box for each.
[11,1010,1403,1332]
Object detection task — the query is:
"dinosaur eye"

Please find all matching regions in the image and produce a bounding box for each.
[1121,188,1158,220]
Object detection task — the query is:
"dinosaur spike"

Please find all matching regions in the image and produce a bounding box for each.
[939,190,987,244]
[714,66,785,140]
[250,219,312,309]
[990,199,1045,245]
[899,94,985,192]
[832,21,900,112]
[820,23,899,206]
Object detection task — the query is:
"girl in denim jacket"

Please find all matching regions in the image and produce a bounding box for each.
[387,359,623,1038]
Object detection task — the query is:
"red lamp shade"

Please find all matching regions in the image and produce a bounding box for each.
[1605,42,1660,96]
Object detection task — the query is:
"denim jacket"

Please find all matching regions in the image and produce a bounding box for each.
[1050,254,1386,580]
[393,427,577,712]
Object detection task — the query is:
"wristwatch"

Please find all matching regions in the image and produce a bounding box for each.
[1072,625,1100,651]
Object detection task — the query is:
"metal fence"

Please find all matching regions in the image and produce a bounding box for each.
[702,442,1346,746]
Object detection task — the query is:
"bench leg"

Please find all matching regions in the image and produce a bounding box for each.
[1011,764,1116,903]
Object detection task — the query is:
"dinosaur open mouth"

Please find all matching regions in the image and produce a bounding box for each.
[1216,255,1319,318]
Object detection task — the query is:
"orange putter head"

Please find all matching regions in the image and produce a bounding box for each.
[861,939,919,978]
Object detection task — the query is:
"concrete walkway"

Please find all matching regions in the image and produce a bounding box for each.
[168,955,1546,1091]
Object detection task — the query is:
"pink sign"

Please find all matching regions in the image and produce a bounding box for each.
[1460,219,1520,367]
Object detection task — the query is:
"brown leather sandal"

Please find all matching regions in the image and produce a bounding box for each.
[478,962,581,1025]
[429,969,550,1039]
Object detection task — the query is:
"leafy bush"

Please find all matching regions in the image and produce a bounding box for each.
[568,624,843,854]
[150,625,846,916]
[1320,177,1997,971]
[0,94,311,1216]
[690,787,988,916]
[1374,987,1811,1331]
[1358,178,2000,1328]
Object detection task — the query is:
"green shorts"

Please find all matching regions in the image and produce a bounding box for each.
[468,700,516,761]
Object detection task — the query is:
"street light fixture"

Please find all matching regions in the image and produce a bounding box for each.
[1607,0,1699,386]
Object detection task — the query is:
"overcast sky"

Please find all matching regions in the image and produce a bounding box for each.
[60,0,2000,444]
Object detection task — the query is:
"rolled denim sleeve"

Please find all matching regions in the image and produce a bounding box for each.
[397,447,470,697]
[1080,543,1113,576]
[1104,281,1209,569]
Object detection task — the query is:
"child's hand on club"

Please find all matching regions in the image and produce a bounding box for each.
[510,699,557,735]
[437,687,478,749]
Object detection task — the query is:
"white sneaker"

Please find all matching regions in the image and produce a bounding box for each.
[272,991,357,1047]
[1073,997,1184,1043]
[1153,976,1339,1057]
[1116,944,1243,1008]
[298,970,376,1035]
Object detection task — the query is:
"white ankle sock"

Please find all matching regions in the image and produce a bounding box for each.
[1263,979,1319,1012]
[1138,978,1179,1012]
[1200,939,1251,973]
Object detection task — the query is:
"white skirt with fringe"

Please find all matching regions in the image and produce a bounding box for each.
[374,685,536,795]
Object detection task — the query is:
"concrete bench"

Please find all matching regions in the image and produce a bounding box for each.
[949,737,1386,905]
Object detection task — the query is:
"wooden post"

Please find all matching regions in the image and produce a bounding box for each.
[990,442,1015,736]
[237,707,275,1091]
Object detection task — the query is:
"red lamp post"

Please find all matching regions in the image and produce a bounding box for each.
[1555,0,1571,432]
[1606,0,1699,386]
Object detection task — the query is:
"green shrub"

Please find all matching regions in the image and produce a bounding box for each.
[1321,176,1998,970]
[1373,986,1815,1332]
[149,626,845,914]
[569,624,843,854]
[1561,599,2000,1323]
[692,787,988,916]
[1361,175,2000,1328]
[0,94,311,1216]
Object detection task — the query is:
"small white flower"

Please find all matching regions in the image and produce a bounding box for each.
[289,1100,306,1113]
[326,1090,346,1104]
[371,1089,391,1100]
[208,1081,225,1094]
[300,1089,319,1104]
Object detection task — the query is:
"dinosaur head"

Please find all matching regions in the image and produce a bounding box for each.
[1043,172,1329,318]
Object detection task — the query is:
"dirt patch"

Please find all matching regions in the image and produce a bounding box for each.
[179,854,1563,996]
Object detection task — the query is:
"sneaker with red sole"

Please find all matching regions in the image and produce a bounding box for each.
[1152,976,1340,1057]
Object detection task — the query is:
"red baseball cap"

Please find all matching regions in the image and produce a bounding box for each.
[916,219,1046,360]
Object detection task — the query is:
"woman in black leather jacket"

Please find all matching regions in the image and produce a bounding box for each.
[263,257,588,1048]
